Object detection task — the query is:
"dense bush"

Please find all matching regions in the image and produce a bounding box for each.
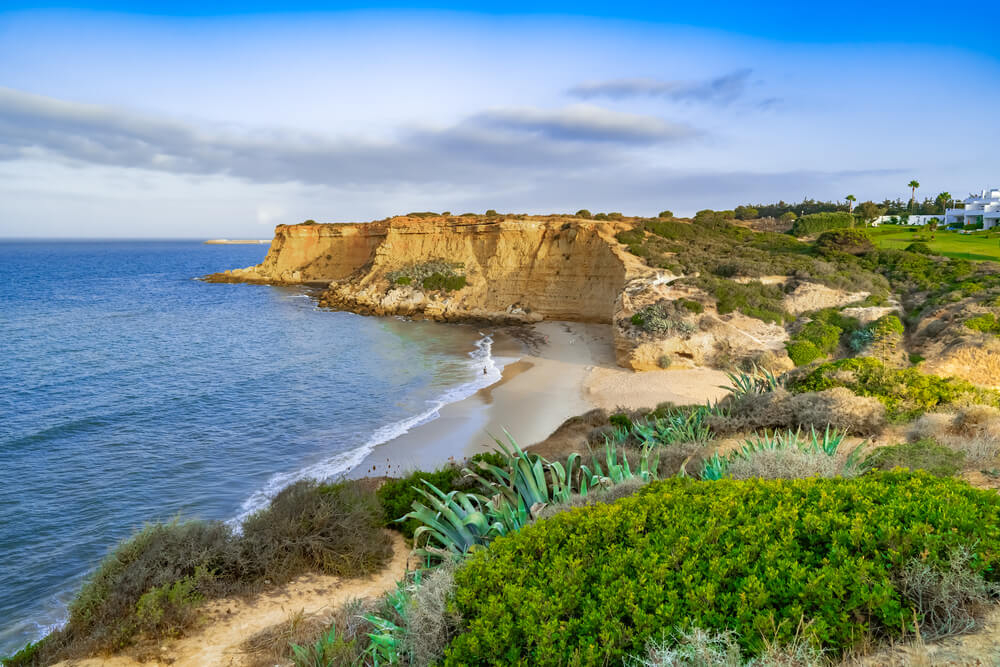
[657,210,673,219]
[790,211,854,237]
[788,357,1000,421]
[815,228,874,256]
[421,273,467,291]
[965,313,1000,334]
[443,473,1000,665]
[785,339,823,366]
[906,242,933,254]
[19,480,392,663]
[864,439,965,477]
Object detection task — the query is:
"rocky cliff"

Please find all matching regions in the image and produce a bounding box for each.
[207,214,798,370]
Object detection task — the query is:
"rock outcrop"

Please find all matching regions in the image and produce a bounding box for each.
[207,215,795,370]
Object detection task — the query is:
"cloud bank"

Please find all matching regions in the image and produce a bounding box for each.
[0,88,697,188]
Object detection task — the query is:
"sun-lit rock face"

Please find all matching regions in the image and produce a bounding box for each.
[207,214,796,371]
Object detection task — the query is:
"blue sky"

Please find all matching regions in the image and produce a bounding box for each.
[1,1,998,237]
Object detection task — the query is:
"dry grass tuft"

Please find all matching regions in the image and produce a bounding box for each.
[726,448,855,481]
[908,407,1000,465]
[713,388,885,437]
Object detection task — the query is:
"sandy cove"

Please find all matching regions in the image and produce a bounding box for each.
[348,320,731,478]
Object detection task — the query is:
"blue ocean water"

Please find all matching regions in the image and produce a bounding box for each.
[0,240,497,655]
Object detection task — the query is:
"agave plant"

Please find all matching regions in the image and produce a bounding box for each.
[465,431,579,511]
[291,626,341,667]
[402,482,503,561]
[722,364,781,399]
[364,572,420,666]
[581,441,660,487]
[699,452,730,480]
[633,407,713,446]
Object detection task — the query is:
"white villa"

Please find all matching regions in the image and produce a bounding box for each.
[944,188,1000,231]
[872,214,939,227]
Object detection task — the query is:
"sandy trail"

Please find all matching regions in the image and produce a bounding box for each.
[55,531,409,667]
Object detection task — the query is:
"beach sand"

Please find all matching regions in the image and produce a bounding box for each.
[349,321,731,477]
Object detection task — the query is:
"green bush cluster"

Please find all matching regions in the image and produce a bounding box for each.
[864,439,965,477]
[785,339,823,366]
[443,472,1000,665]
[693,276,786,324]
[14,480,392,664]
[965,312,1000,335]
[788,357,1000,421]
[790,211,854,237]
[421,273,467,291]
[814,229,874,256]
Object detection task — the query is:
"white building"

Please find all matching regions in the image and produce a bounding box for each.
[944,188,1000,230]
[872,214,940,227]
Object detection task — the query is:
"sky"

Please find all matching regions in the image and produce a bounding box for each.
[1,1,998,238]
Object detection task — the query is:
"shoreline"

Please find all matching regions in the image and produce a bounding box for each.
[346,320,732,478]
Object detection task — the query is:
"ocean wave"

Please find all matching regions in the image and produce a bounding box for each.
[230,333,503,525]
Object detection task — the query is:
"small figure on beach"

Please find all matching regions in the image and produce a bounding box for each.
[483,367,487,375]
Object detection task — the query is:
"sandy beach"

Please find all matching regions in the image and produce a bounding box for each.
[349,321,731,477]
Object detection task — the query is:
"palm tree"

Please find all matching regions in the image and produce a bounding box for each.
[908,180,920,205]
[846,194,856,213]
[936,191,952,214]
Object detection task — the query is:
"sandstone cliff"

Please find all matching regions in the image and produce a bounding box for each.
[207,215,798,371]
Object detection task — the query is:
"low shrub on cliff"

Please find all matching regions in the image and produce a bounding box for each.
[19,480,392,664]
[442,472,1000,665]
[629,302,696,335]
[965,312,1000,335]
[710,387,886,436]
[787,357,1000,421]
[386,260,466,291]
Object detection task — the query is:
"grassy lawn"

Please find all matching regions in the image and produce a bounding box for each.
[867,225,1000,262]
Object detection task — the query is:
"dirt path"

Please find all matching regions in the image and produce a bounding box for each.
[56,531,409,667]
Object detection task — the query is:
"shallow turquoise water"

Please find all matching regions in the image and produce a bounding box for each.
[0,241,494,654]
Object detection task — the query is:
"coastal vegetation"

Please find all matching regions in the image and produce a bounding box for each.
[11,204,1000,666]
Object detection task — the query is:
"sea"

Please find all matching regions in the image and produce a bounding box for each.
[0,240,500,655]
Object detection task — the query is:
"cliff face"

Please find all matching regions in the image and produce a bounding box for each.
[207,215,795,370]
[320,217,639,322]
[209,216,642,323]
[206,221,388,284]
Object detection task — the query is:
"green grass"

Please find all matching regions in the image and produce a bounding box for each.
[867,227,1000,262]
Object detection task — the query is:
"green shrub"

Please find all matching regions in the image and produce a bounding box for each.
[906,242,933,254]
[815,229,874,256]
[788,357,1000,421]
[965,313,1000,334]
[484,209,498,216]
[785,339,823,366]
[657,210,673,219]
[575,209,592,218]
[864,439,965,477]
[679,299,704,314]
[394,276,412,286]
[796,320,842,355]
[421,273,467,291]
[444,473,1000,665]
[790,211,854,236]
[656,355,672,369]
[692,276,785,324]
